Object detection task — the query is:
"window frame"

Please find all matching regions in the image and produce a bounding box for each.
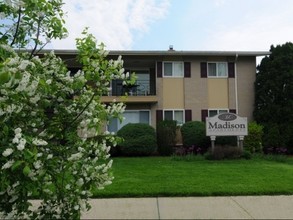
[208,109,229,117]
[207,62,228,78]
[163,109,185,125]
[163,61,184,78]
[108,110,151,132]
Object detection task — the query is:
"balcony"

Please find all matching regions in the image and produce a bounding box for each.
[101,79,157,104]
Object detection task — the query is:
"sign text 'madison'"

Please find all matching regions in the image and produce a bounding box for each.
[206,113,248,136]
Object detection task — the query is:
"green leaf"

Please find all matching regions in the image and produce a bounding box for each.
[23,165,31,176]
[24,149,35,160]
[0,72,11,85]
[11,160,24,171]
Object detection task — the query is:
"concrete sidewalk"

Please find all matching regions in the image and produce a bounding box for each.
[81,195,293,219]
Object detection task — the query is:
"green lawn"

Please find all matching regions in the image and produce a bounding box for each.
[92,156,293,198]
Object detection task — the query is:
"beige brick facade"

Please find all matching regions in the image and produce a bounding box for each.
[53,50,269,131]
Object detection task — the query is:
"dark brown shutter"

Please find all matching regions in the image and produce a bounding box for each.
[149,68,155,95]
[157,62,162,78]
[229,109,237,114]
[228,62,235,78]
[184,62,191,78]
[156,110,163,122]
[200,62,207,78]
[201,109,208,122]
[185,109,192,122]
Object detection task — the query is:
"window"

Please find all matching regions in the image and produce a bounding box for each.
[163,110,184,125]
[208,109,228,117]
[208,62,228,77]
[163,62,183,77]
[108,110,150,132]
[135,70,150,96]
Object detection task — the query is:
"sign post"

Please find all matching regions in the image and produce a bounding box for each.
[206,113,248,152]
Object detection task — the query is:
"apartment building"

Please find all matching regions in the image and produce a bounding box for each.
[55,49,269,132]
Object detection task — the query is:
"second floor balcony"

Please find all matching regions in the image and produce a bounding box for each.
[101,79,158,104]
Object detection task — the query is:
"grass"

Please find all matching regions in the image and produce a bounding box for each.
[92,155,293,198]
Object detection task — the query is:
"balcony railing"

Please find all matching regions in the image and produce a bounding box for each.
[109,79,155,96]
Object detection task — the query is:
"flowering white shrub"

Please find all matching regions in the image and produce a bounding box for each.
[0,28,134,219]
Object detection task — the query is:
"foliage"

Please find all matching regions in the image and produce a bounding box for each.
[241,151,252,160]
[174,145,203,156]
[243,122,263,153]
[181,121,209,149]
[215,136,237,146]
[0,1,136,218]
[117,123,157,156]
[0,0,67,54]
[254,42,293,150]
[205,146,242,160]
[156,120,177,156]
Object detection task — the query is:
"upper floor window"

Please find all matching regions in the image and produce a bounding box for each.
[164,109,184,125]
[208,62,228,77]
[163,62,184,77]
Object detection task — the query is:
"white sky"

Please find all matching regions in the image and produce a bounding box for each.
[50,0,293,52]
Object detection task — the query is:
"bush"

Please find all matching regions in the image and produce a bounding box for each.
[117,123,157,156]
[181,121,210,150]
[244,122,263,153]
[241,151,252,160]
[215,136,238,146]
[157,120,177,156]
[205,145,242,160]
[263,123,284,149]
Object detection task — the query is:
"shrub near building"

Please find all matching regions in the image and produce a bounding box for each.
[117,123,157,156]
[157,120,177,156]
[244,122,263,153]
[180,121,210,154]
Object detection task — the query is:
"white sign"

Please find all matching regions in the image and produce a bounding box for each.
[206,113,248,136]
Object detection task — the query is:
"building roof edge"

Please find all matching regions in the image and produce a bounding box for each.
[32,49,271,57]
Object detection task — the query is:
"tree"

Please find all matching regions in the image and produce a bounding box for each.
[0,0,67,56]
[254,42,293,151]
[0,1,134,219]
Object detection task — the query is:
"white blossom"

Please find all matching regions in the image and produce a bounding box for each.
[30,94,40,104]
[14,128,22,134]
[9,195,18,203]
[19,60,31,70]
[12,181,20,188]
[2,160,14,170]
[15,133,21,139]
[68,152,82,161]
[16,138,26,151]
[32,138,48,146]
[2,148,13,157]
[12,137,19,144]
[33,161,42,170]
[76,178,84,186]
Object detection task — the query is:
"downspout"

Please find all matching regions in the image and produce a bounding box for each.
[234,54,239,114]
[235,54,239,147]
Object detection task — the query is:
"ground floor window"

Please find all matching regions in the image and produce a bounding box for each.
[163,109,184,125]
[208,109,229,117]
[108,110,150,132]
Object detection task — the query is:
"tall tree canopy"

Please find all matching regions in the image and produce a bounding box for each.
[0,1,135,219]
[0,0,67,54]
[254,42,293,150]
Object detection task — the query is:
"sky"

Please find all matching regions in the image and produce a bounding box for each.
[50,0,293,52]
